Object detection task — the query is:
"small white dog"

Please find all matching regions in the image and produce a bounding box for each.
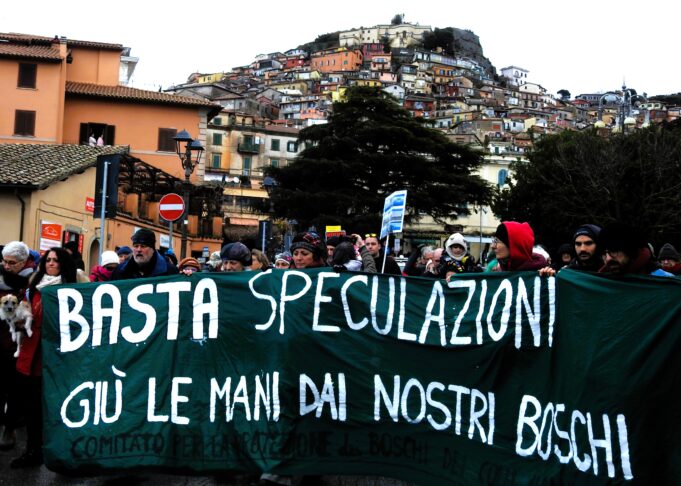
[0,294,33,358]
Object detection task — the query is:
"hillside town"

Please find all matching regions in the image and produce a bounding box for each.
[1,20,679,269]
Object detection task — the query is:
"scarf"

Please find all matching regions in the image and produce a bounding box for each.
[36,274,62,290]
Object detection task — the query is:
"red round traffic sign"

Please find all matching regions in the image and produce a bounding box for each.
[159,193,185,222]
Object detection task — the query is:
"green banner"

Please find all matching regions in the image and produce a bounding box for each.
[41,270,680,484]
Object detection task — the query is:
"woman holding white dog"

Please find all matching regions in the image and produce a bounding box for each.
[11,247,86,468]
[0,241,35,453]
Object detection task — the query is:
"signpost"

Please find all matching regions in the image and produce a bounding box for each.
[159,193,185,251]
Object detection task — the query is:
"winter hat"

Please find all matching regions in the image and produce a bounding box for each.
[131,228,156,247]
[658,243,680,261]
[101,251,119,267]
[117,245,132,256]
[208,251,222,269]
[600,223,643,259]
[220,242,252,266]
[557,243,573,256]
[178,257,201,271]
[290,231,326,259]
[573,224,602,244]
[275,252,292,265]
[326,236,341,248]
[445,233,467,260]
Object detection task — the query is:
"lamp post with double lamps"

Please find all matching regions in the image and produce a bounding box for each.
[173,129,204,259]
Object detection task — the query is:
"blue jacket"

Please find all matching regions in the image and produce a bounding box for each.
[111,251,178,280]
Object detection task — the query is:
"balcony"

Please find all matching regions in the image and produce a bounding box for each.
[237,141,262,153]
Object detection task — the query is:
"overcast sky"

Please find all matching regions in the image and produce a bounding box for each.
[3,1,678,97]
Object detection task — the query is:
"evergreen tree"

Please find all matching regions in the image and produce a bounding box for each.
[492,121,681,248]
[262,87,492,233]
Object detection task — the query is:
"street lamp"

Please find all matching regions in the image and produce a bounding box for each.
[173,129,204,259]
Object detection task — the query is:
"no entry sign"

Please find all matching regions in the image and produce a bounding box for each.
[159,193,185,222]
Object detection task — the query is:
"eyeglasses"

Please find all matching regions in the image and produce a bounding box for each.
[491,238,499,245]
[2,259,23,266]
[365,233,377,238]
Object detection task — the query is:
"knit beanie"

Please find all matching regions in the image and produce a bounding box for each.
[290,231,326,259]
[658,243,680,261]
[116,245,132,256]
[178,257,201,271]
[275,252,292,265]
[220,242,253,266]
[101,251,120,267]
[131,228,156,247]
[573,224,602,244]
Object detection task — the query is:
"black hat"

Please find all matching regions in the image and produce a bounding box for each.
[600,223,643,259]
[573,224,602,244]
[326,236,341,247]
[131,228,156,247]
[220,242,252,266]
[658,243,680,261]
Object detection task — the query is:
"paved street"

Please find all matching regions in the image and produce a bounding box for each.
[0,428,414,486]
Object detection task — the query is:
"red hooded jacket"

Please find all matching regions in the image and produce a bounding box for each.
[497,222,547,271]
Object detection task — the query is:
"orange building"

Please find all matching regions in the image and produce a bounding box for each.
[310,48,363,73]
[0,32,223,265]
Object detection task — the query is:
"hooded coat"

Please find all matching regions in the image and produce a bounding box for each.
[494,222,547,271]
[442,233,478,275]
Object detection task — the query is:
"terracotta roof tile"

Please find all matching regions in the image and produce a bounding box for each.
[66,81,220,110]
[0,144,128,188]
[0,44,62,61]
[0,32,122,51]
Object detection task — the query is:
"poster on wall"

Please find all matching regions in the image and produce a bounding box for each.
[39,221,63,251]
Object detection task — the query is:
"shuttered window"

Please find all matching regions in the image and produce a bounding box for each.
[158,128,177,152]
[14,110,36,136]
[18,63,37,88]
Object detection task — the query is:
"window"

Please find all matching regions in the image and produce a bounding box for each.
[212,133,222,145]
[212,117,222,125]
[271,139,280,151]
[211,153,221,168]
[14,110,35,136]
[80,123,115,145]
[243,156,251,176]
[286,141,298,152]
[271,159,279,167]
[158,128,177,152]
[498,169,508,186]
[18,63,37,89]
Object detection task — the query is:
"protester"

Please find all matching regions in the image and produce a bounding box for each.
[63,240,85,270]
[0,241,35,452]
[220,242,252,272]
[599,223,673,276]
[568,224,603,272]
[290,231,327,269]
[364,234,401,275]
[116,246,133,264]
[205,251,223,272]
[421,248,444,278]
[657,243,681,276]
[12,247,86,468]
[403,244,433,277]
[490,221,547,271]
[331,234,376,273]
[178,257,201,276]
[89,250,120,282]
[325,236,341,266]
[250,249,271,271]
[552,243,574,271]
[274,252,292,269]
[111,229,178,279]
[441,233,478,279]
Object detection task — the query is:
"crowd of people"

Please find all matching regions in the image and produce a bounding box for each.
[0,220,678,472]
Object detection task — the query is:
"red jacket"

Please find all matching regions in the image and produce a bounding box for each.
[497,222,547,271]
[16,290,42,377]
